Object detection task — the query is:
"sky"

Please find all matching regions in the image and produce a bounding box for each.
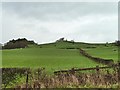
[0,2,2,43]
[2,2,118,44]
[1,0,119,2]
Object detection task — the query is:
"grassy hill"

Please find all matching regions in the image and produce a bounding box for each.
[2,39,118,72]
[2,39,119,88]
[38,40,105,49]
[2,48,101,72]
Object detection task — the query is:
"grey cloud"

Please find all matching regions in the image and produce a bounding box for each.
[118,1,120,40]
[2,2,118,44]
[3,2,118,21]
[2,0,119,2]
[0,3,2,43]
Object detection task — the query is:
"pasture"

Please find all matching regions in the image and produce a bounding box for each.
[84,46,118,62]
[2,48,100,72]
[2,41,118,72]
[1,41,119,88]
[0,50,2,67]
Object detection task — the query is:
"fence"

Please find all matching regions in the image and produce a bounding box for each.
[1,63,120,89]
[54,64,119,74]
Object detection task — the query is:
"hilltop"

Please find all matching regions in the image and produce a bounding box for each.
[2,37,118,50]
[38,37,117,49]
[2,37,118,70]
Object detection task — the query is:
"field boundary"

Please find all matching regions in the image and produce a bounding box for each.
[54,64,119,74]
[2,64,120,88]
[79,48,114,66]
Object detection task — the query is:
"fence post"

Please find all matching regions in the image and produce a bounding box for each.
[38,68,40,80]
[118,62,120,88]
[96,65,100,73]
[71,68,75,75]
[26,71,29,88]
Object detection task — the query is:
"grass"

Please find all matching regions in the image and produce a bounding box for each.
[39,41,104,49]
[2,48,100,72]
[2,41,118,72]
[83,46,118,62]
[0,50,2,67]
[2,41,119,88]
[2,75,26,88]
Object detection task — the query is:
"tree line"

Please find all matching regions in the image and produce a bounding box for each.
[2,38,36,49]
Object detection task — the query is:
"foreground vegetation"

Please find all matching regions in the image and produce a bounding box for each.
[1,38,119,88]
[2,66,119,88]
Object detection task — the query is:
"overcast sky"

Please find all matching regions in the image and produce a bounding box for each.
[2,2,118,44]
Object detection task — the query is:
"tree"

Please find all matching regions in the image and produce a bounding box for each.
[0,43,2,50]
[115,40,120,46]
[56,37,65,42]
[71,40,74,44]
[3,38,33,49]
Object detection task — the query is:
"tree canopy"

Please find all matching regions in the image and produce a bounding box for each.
[3,38,36,49]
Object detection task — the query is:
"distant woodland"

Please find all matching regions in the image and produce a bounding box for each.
[2,38,36,49]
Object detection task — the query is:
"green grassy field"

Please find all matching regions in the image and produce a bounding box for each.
[0,50,2,67]
[2,41,119,88]
[2,41,118,72]
[2,48,100,72]
[84,46,118,62]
